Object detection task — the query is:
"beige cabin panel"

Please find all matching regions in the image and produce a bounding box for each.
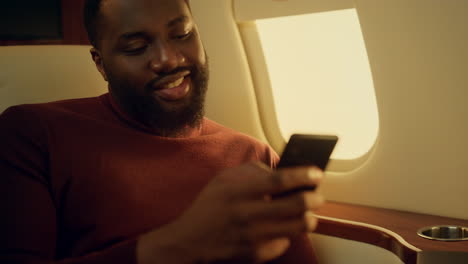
[0,46,107,113]
[191,0,468,220]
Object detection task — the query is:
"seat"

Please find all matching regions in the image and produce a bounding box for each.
[0,45,107,113]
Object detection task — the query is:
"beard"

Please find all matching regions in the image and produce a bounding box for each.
[106,59,209,137]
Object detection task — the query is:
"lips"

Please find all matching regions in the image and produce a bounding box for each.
[152,71,191,101]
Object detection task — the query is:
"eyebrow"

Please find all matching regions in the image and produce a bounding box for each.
[167,15,190,27]
[119,32,147,41]
[118,16,190,42]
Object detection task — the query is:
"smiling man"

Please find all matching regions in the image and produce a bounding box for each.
[0,0,324,263]
[88,0,209,137]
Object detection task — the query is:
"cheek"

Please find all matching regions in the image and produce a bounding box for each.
[195,38,206,63]
[105,57,149,88]
[186,32,207,66]
[196,45,207,66]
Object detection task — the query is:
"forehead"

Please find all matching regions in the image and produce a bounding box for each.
[99,0,191,35]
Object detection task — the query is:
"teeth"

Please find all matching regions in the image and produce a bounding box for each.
[162,77,184,89]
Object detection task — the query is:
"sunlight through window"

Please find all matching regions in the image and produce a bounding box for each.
[256,9,379,159]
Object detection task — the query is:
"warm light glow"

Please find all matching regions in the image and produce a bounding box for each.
[256,9,379,160]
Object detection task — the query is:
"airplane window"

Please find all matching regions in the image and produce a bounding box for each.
[255,9,379,160]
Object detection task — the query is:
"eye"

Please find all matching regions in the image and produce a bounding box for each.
[174,31,193,40]
[124,44,148,55]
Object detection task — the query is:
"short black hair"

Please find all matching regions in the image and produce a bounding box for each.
[83,0,103,47]
[83,0,190,48]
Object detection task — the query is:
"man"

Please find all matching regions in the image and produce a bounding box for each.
[0,0,324,263]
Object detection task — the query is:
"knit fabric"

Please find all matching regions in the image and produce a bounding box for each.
[0,93,316,263]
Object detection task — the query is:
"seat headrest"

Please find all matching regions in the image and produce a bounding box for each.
[0,45,107,113]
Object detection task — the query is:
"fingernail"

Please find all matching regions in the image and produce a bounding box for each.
[305,210,315,219]
[308,169,323,180]
[316,194,325,207]
[305,211,317,230]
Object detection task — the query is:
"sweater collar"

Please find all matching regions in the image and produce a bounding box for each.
[103,93,203,138]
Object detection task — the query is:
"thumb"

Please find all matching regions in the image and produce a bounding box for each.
[255,238,291,263]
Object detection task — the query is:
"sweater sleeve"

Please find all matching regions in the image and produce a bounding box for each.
[257,143,280,169]
[0,106,138,264]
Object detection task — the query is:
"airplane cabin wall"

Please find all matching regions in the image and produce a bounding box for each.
[190,0,270,144]
[323,0,468,220]
[191,0,468,220]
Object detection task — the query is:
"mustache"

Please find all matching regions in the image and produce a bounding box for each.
[145,66,194,90]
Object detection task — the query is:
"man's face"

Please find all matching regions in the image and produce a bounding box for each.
[92,0,208,136]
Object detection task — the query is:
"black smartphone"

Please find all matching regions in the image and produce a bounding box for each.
[274,134,338,197]
[277,134,338,169]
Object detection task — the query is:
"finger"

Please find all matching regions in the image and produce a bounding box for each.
[236,191,324,223]
[249,211,319,241]
[254,238,291,263]
[273,167,324,196]
[244,166,323,197]
[215,162,272,198]
[226,162,274,198]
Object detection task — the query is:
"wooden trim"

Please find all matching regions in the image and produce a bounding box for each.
[316,216,418,264]
[314,201,468,263]
[61,0,89,45]
[0,39,64,46]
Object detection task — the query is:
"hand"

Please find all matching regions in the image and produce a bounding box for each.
[137,162,324,264]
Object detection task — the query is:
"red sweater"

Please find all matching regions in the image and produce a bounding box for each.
[0,94,317,263]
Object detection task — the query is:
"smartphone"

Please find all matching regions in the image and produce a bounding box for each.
[274,134,338,197]
[277,134,338,169]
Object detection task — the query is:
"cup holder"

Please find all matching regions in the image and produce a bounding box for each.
[417,225,468,241]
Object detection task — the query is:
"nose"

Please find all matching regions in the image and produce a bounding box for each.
[149,40,186,73]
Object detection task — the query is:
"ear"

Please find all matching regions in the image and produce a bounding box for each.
[90,48,108,82]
